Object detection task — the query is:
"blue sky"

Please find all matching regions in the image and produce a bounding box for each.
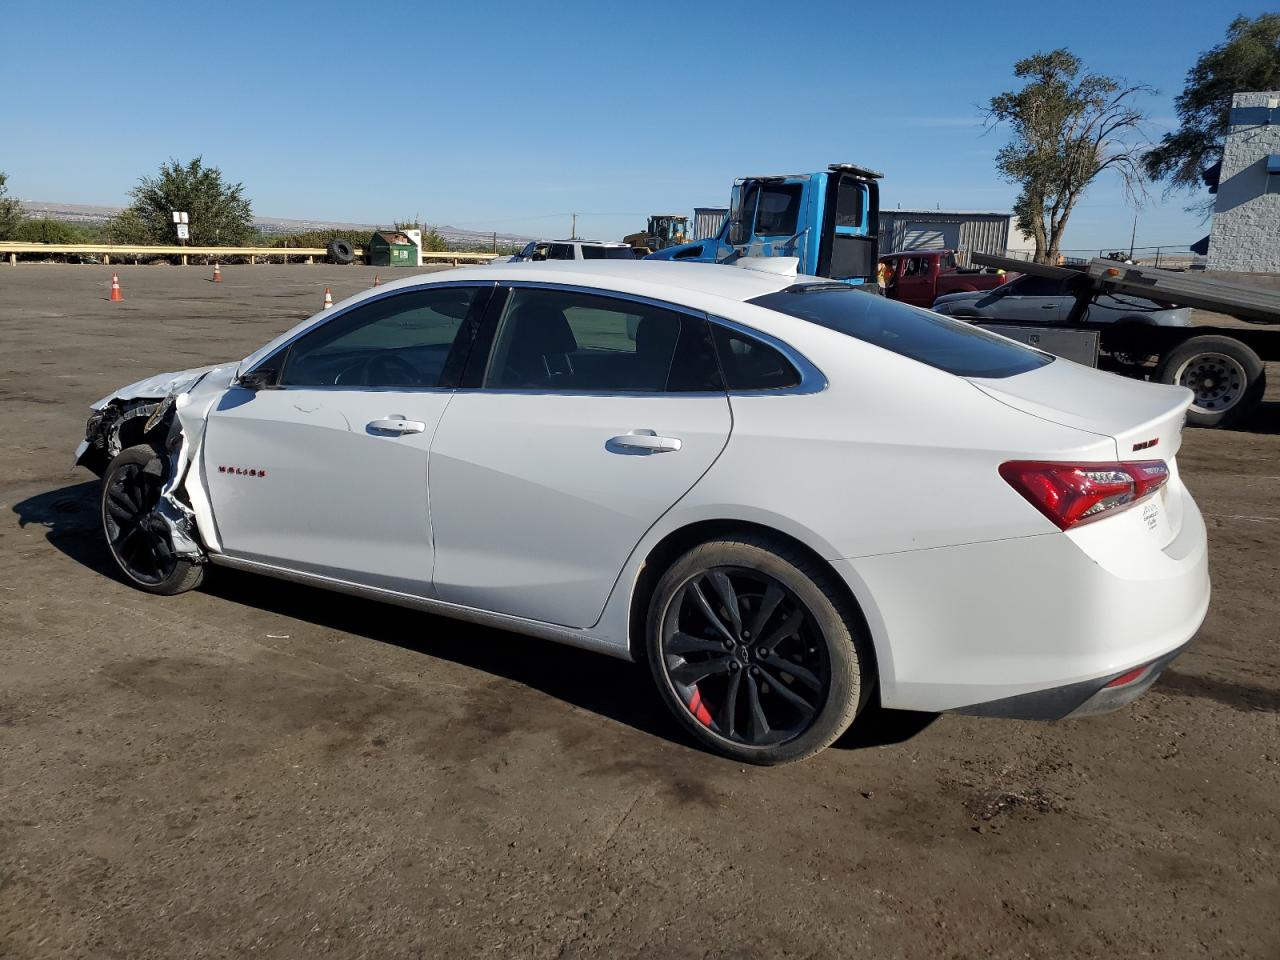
[1,1,1271,251]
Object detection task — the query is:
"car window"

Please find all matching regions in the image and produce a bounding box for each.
[710,325,801,390]
[579,245,636,260]
[755,183,803,236]
[279,287,480,388]
[483,287,721,392]
[749,286,1052,379]
[547,244,575,260]
[1008,275,1069,297]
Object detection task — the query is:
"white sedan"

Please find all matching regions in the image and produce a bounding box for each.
[75,259,1210,764]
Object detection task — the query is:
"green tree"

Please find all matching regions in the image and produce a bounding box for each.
[987,49,1150,263]
[421,228,447,252]
[392,218,448,252]
[123,157,254,245]
[0,172,22,240]
[13,219,83,243]
[1143,14,1280,203]
[105,208,150,244]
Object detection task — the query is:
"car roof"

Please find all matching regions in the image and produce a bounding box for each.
[533,239,630,247]
[238,260,819,376]
[431,259,804,303]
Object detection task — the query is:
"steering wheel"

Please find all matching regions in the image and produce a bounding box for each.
[335,353,422,386]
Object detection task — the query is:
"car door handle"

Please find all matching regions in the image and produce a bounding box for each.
[608,431,682,454]
[1040,303,1057,309]
[368,417,426,435]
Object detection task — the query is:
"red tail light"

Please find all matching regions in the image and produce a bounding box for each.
[999,460,1169,530]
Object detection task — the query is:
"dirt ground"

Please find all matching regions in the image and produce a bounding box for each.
[1,263,1277,960]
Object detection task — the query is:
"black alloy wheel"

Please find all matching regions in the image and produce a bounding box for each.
[101,445,204,595]
[661,568,830,746]
[647,536,869,764]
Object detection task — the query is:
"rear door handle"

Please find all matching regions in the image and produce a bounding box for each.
[608,430,682,454]
[368,417,427,435]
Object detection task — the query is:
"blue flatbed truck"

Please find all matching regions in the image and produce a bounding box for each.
[646,163,883,285]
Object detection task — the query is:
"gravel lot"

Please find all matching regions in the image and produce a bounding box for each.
[1,264,1277,959]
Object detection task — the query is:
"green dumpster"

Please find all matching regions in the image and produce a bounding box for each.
[367,230,417,267]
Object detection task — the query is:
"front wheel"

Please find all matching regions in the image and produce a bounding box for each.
[646,536,872,764]
[1156,335,1265,428]
[101,445,204,595]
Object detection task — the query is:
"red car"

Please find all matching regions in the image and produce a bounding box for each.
[879,250,1016,307]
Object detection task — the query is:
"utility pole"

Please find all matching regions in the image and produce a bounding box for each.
[570,213,577,240]
[1128,208,1138,261]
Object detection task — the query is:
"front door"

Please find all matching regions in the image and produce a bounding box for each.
[894,255,935,306]
[428,284,732,628]
[984,276,1067,323]
[202,284,489,594]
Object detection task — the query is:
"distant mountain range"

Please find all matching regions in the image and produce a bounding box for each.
[18,200,532,245]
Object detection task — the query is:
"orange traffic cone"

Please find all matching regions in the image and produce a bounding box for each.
[372,274,380,287]
[212,263,222,282]
[110,275,123,302]
[323,288,333,310]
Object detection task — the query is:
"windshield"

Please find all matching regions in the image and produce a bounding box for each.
[749,286,1053,379]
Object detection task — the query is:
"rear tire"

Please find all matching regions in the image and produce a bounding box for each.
[101,445,204,596]
[645,535,872,765]
[1156,335,1265,428]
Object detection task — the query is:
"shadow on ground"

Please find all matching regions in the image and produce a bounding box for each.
[13,480,939,756]
[1241,399,1280,435]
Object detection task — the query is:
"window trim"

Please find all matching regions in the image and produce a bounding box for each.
[460,281,732,398]
[753,181,805,238]
[707,315,827,396]
[243,282,495,392]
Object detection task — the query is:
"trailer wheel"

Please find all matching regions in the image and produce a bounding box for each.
[1156,335,1265,428]
[326,238,355,265]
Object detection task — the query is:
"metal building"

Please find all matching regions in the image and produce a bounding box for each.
[692,207,728,241]
[878,209,1031,261]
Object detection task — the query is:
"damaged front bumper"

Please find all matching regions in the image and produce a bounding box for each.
[74,361,241,564]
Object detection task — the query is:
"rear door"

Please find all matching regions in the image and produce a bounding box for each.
[427,284,731,628]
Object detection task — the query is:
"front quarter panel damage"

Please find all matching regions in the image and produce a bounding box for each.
[75,363,239,561]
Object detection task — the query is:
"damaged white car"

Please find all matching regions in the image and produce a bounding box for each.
[76,260,1210,764]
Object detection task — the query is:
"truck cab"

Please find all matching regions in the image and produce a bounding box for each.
[646,163,882,284]
[879,249,1014,307]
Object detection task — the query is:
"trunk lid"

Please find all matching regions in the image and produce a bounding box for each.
[967,359,1193,461]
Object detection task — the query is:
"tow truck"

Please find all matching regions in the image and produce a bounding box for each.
[967,253,1280,428]
[646,163,882,285]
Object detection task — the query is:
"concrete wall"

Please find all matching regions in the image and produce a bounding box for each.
[1207,91,1280,272]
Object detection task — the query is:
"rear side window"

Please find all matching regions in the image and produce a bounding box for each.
[749,287,1052,379]
[580,245,636,260]
[483,287,721,392]
[711,325,801,390]
[1009,275,1069,297]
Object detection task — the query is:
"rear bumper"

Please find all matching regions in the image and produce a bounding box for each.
[950,640,1189,720]
[832,481,1209,715]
